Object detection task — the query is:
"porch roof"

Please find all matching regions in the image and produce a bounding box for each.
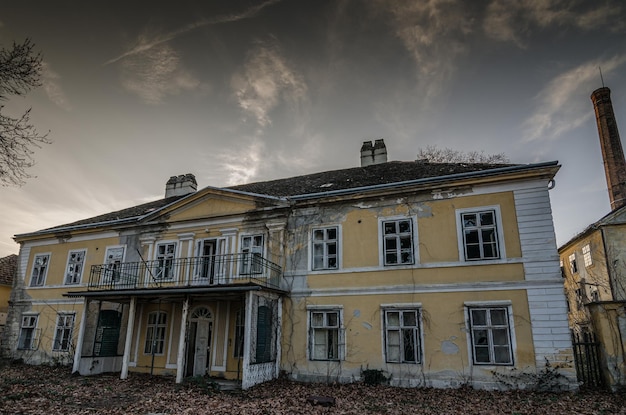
[64,283,286,301]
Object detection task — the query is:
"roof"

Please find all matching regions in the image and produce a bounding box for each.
[17,159,557,238]
[558,203,626,251]
[0,254,17,286]
[229,161,517,197]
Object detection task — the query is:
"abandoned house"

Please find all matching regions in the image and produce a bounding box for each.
[2,140,576,389]
[560,87,626,390]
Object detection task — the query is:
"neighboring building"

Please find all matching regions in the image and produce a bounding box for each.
[559,87,626,390]
[2,140,575,390]
[0,254,17,339]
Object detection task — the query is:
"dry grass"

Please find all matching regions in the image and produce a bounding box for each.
[0,360,624,414]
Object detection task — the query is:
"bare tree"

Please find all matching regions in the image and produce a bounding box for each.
[0,38,50,186]
[417,145,509,164]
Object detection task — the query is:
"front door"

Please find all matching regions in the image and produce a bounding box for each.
[187,306,214,377]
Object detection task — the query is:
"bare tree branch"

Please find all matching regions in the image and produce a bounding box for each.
[416,145,510,164]
[0,38,50,187]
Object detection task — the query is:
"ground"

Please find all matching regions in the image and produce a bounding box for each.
[0,361,624,414]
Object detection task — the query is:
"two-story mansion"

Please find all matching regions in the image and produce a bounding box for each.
[2,141,576,389]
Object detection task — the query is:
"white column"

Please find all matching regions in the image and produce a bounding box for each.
[72,298,90,373]
[242,291,254,389]
[176,297,190,383]
[121,296,137,380]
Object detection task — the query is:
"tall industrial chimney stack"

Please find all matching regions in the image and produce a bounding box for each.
[591,87,626,211]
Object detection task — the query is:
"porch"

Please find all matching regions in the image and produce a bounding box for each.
[87,253,282,291]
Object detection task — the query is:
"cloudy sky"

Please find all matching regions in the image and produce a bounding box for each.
[1,0,625,257]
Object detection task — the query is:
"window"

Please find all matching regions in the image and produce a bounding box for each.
[312,226,339,270]
[461,210,500,260]
[53,313,75,351]
[30,254,50,287]
[18,315,38,350]
[234,309,245,358]
[155,243,176,280]
[240,235,264,274]
[144,311,167,355]
[575,288,585,310]
[65,250,86,285]
[384,309,421,363]
[104,246,125,283]
[582,244,593,267]
[382,219,414,265]
[569,253,578,274]
[468,307,513,365]
[309,309,341,361]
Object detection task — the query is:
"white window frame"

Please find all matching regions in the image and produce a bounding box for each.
[569,253,578,274]
[154,242,177,280]
[53,313,75,351]
[456,206,505,262]
[383,307,422,364]
[240,234,264,275]
[144,311,167,355]
[103,245,126,284]
[307,306,344,361]
[379,217,416,266]
[65,249,87,285]
[18,314,39,350]
[582,244,593,268]
[311,225,340,270]
[30,253,51,287]
[465,302,515,366]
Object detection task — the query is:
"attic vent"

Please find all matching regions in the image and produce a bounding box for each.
[320,183,334,188]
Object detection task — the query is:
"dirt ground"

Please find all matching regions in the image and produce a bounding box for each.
[1,360,625,415]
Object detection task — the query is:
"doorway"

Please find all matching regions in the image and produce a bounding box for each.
[185,306,213,377]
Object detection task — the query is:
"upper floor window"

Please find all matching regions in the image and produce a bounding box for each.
[569,253,578,274]
[312,226,339,270]
[155,242,177,280]
[144,311,167,355]
[65,249,86,285]
[582,244,593,268]
[53,313,75,351]
[240,234,264,275]
[309,308,342,361]
[460,209,500,261]
[18,315,38,350]
[384,308,421,364]
[382,219,414,265]
[30,254,50,287]
[468,306,513,365]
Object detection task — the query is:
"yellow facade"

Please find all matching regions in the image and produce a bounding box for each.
[4,159,576,390]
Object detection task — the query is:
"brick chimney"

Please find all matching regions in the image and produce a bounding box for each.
[360,139,388,167]
[591,87,626,211]
[165,174,197,198]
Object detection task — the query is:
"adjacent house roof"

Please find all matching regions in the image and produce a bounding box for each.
[16,159,558,238]
[0,254,17,286]
[558,203,626,251]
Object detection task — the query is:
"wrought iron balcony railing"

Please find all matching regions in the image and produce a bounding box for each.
[88,254,282,291]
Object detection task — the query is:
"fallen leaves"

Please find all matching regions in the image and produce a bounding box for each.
[1,361,624,414]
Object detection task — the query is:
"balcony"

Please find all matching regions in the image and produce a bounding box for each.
[88,254,282,291]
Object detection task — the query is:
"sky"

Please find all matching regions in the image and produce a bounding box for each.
[0,0,625,257]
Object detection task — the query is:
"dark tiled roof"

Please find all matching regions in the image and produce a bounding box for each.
[24,161,518,236]
[39,196,186,233]
[229,161,517,197]
[0,254,17,286]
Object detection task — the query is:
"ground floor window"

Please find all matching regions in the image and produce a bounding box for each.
[468,306,513,365]
[309,309,342,361]
[144,311,167,355]
[53,313,75,351]
[384,308,421,363]
[234,309,245,358]
[18,315,38,350]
